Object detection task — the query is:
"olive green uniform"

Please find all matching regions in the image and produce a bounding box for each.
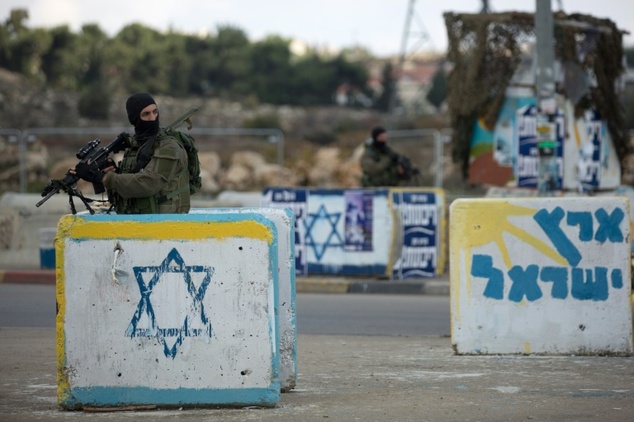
[104,131,190,214]
[360,139,402,187]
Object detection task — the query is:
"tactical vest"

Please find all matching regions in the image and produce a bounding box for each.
[110,133,190,214]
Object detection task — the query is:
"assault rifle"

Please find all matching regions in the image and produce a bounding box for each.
[36,133,129,214]
[36,106,199,214]
[397,155,420,181]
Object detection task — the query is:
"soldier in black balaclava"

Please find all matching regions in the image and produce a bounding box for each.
[359,126,404,187]
[75,92,191,213]
[126,92,160,142]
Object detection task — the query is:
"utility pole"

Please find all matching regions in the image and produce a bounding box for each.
[387,0,432,128]
[534,0,559,194]
[481,0,491,14]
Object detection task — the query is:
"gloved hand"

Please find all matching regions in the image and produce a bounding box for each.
[74,161,105,185]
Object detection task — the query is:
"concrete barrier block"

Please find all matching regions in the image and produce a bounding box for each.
[56,211,281,409]
[450,197,633,355]
[192,207,297,391]
[262,187,447,278]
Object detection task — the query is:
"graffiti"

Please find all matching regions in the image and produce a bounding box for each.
[534,206,624,267]
[303,204,344,261]
[126,248,215,359]
[471,206,626,302]
[472,254,624,302]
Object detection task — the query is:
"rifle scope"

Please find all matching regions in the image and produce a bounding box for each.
[76,139,101,159]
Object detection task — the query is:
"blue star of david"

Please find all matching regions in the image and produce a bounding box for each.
[125,248,215,359]
[303,204,344,261]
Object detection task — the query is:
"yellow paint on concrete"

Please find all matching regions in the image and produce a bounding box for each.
[57,217,273,244]
[451,199,567,270]
[573,119,582,148]
[523,342,531,354]
[55,232,70,404]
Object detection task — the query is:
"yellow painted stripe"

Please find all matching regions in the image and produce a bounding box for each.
[57,218,273,243]
[56,236,69,404]
[573,119,582,148]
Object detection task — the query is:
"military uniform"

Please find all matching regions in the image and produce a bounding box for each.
[360,138,402,187]
[104,130,190,214]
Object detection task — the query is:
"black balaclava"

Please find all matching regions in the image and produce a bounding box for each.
[126,92,159,142]
[371,126,387,153]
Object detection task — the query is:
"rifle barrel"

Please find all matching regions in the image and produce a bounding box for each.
[36,185,61,207]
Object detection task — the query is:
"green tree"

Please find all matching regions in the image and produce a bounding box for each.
[0,9,51,78]
[208,26,251,98]
[375,61,394,112]
[250,36,293,104]
[110,23,169,94]
[40,25,79,89]
[163,30,191,96]
[291,54,336,104]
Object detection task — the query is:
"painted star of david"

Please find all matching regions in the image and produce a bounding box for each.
[125,248,215,359]
[303,204,344,261]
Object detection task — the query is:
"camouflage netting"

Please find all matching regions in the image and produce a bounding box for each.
[444,11,629,180]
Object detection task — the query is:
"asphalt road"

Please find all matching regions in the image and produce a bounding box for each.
[297,293,450,336]
[0,283,451,336]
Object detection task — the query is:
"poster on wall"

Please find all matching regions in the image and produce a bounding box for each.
[391,191,439,279]
[262,188,308,276]
[344,190,373,252]
[577,110,602,192]
[515,104,564,189]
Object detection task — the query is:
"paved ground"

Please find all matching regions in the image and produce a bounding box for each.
[1,328,634,421]
[3,270,633,421]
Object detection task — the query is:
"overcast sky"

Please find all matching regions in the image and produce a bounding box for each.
[1,0,633,56]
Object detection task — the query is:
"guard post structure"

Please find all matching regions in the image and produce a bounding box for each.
[450,197,633,355]
[55,210,285,410]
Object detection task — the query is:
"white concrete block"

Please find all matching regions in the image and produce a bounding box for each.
[450,197,633,355]
[56,212,281,409]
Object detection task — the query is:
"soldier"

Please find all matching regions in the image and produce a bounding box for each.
[74,93,191,213]
[360,126,405,187]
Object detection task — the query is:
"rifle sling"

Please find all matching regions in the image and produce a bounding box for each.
[131,133,159,173]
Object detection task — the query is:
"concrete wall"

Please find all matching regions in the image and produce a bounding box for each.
[262,187,447,278]
[56,210,288,409]
[450,197,633,355]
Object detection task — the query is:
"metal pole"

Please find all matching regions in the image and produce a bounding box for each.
[434,131,443,188]
[535,0,559,195]
[18,133,26,193]
[387,0,416,127]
